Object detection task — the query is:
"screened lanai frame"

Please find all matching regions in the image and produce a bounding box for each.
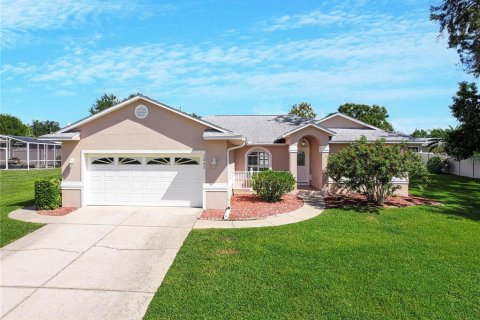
[0,134,61,170]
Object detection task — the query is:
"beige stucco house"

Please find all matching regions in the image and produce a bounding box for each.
[41,95,421,210]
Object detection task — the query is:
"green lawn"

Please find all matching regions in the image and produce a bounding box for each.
[145,174,480,319]
[0,169,60,247]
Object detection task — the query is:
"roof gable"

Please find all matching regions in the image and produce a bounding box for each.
[317,113,380,130]
[280,123,336,138]
[57,95,230,134]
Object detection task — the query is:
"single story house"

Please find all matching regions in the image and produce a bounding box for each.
[40,95,422,210]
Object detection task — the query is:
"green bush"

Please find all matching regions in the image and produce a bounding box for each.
[251,170,296,202]
[327,137,429,204]
[426,156,447,174]
[35,178,61,210]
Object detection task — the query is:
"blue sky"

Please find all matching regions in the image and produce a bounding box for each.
[1,0,477,133]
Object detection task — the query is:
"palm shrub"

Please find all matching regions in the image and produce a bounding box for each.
[426,156,447,174]
[35,178,62,210]
[251,170,296,202]
[327,136,429,204]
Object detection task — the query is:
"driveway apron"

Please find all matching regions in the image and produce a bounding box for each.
[0,206,200,320]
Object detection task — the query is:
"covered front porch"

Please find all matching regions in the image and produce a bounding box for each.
[230,124,334,194]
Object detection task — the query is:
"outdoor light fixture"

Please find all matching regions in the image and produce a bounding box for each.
[300,138,307,147]
[68,158,75,166]
[211,157,217,168]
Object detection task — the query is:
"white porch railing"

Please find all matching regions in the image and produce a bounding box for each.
[233,170,259,189]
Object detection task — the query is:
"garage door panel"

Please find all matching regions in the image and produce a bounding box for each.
[104,193,116,201]
[131,193,144,202]
[104,181,115,190]
[86,154,204,207]
[116,181,130,190]
[131,181,144,190]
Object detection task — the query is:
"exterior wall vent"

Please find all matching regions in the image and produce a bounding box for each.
[135,104,149,119]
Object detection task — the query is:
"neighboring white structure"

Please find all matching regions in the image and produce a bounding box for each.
[418,152,480,179]
[0,135,61,170]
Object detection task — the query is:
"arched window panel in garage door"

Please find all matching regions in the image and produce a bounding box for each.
[91,157,114,165]
[118,157,142,165]
[174,157,200,165]
[146,157,171,165]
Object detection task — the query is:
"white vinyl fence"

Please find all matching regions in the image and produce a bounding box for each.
[418,152,480,179]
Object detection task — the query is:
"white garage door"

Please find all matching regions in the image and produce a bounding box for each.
[85,154,204,207]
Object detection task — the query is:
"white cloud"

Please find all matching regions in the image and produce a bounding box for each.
[262,10,347,32]
[1,6,464,123]
[0,0,131,47]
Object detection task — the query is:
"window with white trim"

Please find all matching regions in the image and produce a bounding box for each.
[297,151,305,166]
[247,150,270,171]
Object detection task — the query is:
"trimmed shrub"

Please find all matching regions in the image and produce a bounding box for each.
[35,178,61,210]
[251,170,296,202]
[426,156,447,174]
[327,137,429,204]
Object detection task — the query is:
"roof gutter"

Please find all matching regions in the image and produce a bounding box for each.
[223,137,247,220]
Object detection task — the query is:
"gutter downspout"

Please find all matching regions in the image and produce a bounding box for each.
[224,138,247,220]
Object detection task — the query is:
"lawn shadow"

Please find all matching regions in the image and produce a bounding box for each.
[4,200,34,211]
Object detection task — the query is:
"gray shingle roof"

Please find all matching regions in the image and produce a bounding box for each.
[203,115,413,144]
[203,130,244,140]
[203,115,320,144]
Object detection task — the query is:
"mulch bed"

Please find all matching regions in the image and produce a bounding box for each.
[201,194,304,220]
[325,194,442,209]
[37,207,77,216]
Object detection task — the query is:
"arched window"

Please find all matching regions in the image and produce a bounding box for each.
[246,148,271,171]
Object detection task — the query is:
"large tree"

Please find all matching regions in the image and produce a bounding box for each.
[31,120,60,137]
[89,93,142,115]
[288,102,317,119]
[444,81,480,159]
[0,114,31,136]
[411,129,429,138]
[431,0,480,77]
[338,103,394,131]
[89,93,120,115]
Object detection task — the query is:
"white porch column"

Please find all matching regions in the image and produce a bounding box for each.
[44,144,47,168]
[289,143,298,182]
[5,138,9,170]
[27,142,30,170]
[37,144,40,169]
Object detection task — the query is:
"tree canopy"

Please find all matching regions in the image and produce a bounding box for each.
[31,120,60,137]
[89,93,143,115]
[89,94,120,115]
[411,128,447,138]
[431,0,480,77]
[444,81,480,159]
[0,114,31,136]
[288,102,317,119]
[338,103,394,131]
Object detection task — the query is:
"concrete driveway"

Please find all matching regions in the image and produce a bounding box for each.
[1,206,200,320]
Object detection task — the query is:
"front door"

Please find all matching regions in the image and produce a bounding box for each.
[297,141,310,184]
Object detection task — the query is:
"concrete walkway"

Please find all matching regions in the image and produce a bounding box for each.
[1,206,200,320]
[194,191,325,229]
